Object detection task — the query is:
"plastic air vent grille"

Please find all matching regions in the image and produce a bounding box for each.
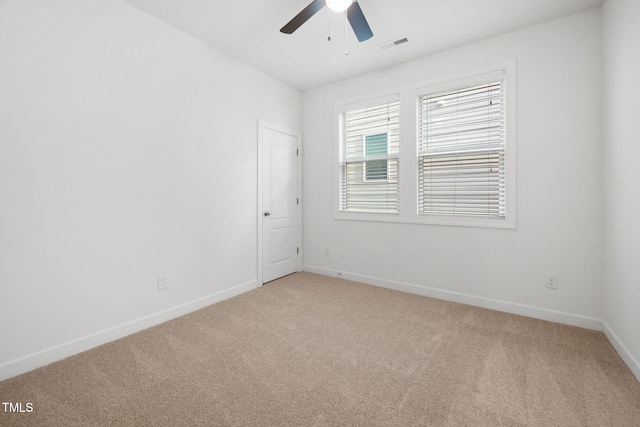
[378,36,410,51]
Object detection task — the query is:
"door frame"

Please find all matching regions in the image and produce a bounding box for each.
[257,120,302,286]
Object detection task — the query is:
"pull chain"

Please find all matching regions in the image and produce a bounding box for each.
[344,11,349,55]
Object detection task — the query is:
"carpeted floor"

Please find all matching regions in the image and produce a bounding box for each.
[1,272,639,426]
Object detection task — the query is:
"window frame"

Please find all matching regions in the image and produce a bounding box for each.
[333,61,516,229]
[336,94,401,215]
[417,72,506,221]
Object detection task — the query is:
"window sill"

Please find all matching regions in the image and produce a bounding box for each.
[334,211,516,229]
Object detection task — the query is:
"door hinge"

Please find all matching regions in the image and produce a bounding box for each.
[297,198,299,205]
[296,149,299,156]
[297,247,299,254]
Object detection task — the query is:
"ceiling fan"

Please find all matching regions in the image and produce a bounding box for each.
[280,0,373,42]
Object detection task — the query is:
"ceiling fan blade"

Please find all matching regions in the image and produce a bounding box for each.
[347,1,373,42]
[280,0,326,34]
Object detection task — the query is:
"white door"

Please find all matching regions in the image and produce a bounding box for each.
[260,124,300,284]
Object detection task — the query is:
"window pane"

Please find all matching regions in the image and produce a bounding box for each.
[342,159,399,213]
[343,102,399,160]
[365,159,388,181]
[418,150,504,217]
[419,82,503,153]
[365,133,388,157]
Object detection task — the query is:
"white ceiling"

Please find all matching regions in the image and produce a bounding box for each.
[124,0,603,91]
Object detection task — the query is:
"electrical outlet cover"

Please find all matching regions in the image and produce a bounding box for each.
[158,274,168,290]
[545,274,558,289]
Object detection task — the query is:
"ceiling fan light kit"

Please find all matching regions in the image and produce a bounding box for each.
[325,0,353,12]
[280,0,373,43]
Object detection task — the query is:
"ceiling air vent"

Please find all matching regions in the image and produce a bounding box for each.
[378,36,410,51]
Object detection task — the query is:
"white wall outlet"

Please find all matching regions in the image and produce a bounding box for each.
[324,246,330,256]
[545,274,558,289]
[157,274,168,291]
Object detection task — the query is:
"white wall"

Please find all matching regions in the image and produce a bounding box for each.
[303,10,603,328]
[0,0,301,379]
[602,0,640,381]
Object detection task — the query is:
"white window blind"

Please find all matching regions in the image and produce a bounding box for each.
[418,78,506,218]
[339,101,400,213]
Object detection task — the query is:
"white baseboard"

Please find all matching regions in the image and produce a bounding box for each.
[303,265,603,331]
[603,321,640,383]
[0,279,257,381]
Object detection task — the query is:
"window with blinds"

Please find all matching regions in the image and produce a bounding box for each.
[339,100,400,213]
[418,79,506,218]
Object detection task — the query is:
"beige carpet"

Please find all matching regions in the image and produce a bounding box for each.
[1,272,639,426]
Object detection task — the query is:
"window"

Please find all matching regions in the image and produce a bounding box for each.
[335,62,515,228]
[339,99,400,213]
[418,78,505,218]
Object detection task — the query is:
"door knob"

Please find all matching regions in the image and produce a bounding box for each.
[263,211,271,217]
